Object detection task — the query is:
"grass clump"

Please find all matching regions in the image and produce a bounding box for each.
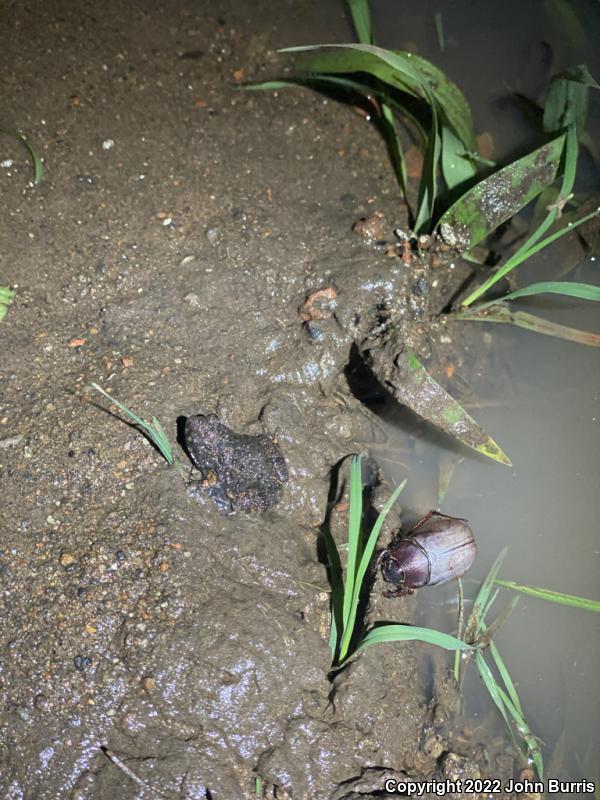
[322,455,472,667]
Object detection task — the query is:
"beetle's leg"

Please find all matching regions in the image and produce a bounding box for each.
[383,586,414,598]
[409,509,444,533]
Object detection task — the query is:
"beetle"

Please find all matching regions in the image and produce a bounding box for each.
[379,511,476,597]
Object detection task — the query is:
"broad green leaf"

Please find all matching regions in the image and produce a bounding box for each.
[406,52,475,150]
[543,65,599,136]
[452,302,600,347]
[0,126,43,185]
[500,281,600,302]
[441,125,477,191]
[346,0,372,44]
[0,286,15,322]
[359,624,473,652]
[282,44,475,148]
[386,350,511,466]
[495,579,600,612]
[438,135,565,251]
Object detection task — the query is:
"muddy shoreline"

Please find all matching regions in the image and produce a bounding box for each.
[0,2,516,797]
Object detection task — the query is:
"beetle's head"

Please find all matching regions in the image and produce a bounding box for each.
[380,551,405,587]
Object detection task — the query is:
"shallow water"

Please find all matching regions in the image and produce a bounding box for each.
[368,0,600,784]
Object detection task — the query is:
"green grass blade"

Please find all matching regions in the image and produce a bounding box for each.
[339,477,407,662]
[475,651,511,727]
[489,640,522,714]
[0,286,15,322]
[495,579,600,612]
[439,135,565,252]
[91,383,173,464]
[452,302,600,346]
[319,526,345,658]
[434,12,445,52]
[464,549,508,642]
[0,126,43,185]
[359,623,473,652]
[346,0,372,44]
[380,101,409,209]
[390,350,511,466]
[462,205,600,306]
[414,108,441,232]
[342,456,363,634]
[497,685,544,778]
[499,281,600,302]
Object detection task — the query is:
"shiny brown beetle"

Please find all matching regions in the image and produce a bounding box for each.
[379,511,476,597]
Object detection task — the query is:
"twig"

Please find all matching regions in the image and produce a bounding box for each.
[102,747,169,799]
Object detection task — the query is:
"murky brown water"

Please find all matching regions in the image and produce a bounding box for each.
[370,0,600,787]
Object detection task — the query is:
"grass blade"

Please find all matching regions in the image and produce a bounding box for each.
[414,108,441,232]
[346,0,372,44]
[489,640,522,714]
[497,684,544,779]
[359,623,473,652]
[0,126,43,185]
[319,525,345,658]
[339,476,407,662]
[342,456,363,634]
[91,383,173,464]
[464,548,508,643]
[495,579,600,612]
[499,280,600,302]
[452,302,600,346]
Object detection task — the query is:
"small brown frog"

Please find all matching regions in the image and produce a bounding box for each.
[184,414,288,514]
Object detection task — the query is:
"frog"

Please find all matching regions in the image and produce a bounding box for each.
[184,414,288,514]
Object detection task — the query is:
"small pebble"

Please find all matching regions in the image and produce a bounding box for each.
[142,676,156,692]
[60,553,76,567]
[73,655,92,671]
[34,694,48,710]
[102,139,114,150]
[115,550,126,562]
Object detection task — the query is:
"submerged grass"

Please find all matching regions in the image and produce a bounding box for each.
[457,551,544,778]
[91,383,174,465]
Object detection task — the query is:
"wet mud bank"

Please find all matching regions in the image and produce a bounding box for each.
[1,1,514,797]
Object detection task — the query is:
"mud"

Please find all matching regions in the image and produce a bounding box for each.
[1,1,514,798]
